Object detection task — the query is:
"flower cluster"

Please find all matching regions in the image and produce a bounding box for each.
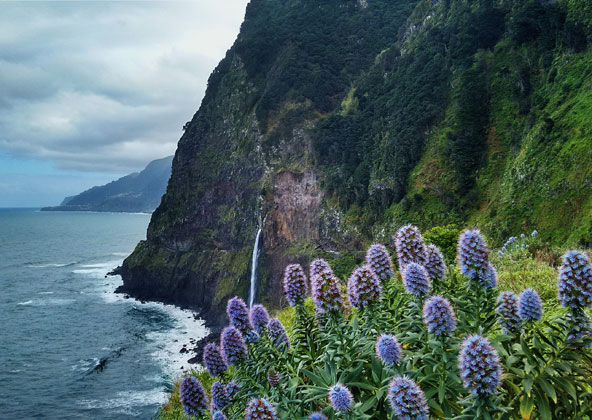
[310,413,328,420]
[250,304,270,335]
[496,291,522,334]
[387,376,429,420]
[366,243,394,281]
[220,326,247,365]
[267,369,280,387]
[227,296,252,333]
[459,335,502,395]
[211,380,230,412]
[376,333,402,365]
[558,250,592,309]
[519,288,543,321]
[311,269,343,313]
[347,265,382,308]
[424,244,446,281]
[402,263,430,297]
[179,376,209,417]
[568,311,592,343]
[395,224,427,268]
[481,263,497,289]
[328,383,353,412]
[267,318,289,348]
[202,342,227,377]
[212,411,227,420]
[283,264,308,306]
[423,296,456,336]
[245,398,276,420]
[457,229,489,281]
[310,258,332,278]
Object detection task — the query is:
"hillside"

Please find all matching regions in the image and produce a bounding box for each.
[42,156,173,213]
[118,0,592,326]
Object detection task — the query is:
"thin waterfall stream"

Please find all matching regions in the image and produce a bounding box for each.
[248,228,262,308]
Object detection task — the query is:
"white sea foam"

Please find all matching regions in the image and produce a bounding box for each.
[79,389,167,416]
[17,300,33,305]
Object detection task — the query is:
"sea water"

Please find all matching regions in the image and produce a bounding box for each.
[0,209,207,419]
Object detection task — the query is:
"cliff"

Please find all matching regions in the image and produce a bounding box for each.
[118,0,592,326]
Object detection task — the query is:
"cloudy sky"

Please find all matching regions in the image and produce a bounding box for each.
[0,0,249,207]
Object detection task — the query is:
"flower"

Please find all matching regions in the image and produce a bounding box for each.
[531,230,538,237]
[309,413,328,420]
[558,250,592,309]
[347,275,360,308]
[267,318,289,348]
[283,264,308,306]
[212,411,227,420]
[220,326,247,365]
[328,383,353,412]
[227,296,253,333]
[310,259,332,278]
[519,289,543,321]
[387,376,429,420]
[347,265,382,307]
[311,269,343,313]
[496,291,522,334]
[250,304,270,335]
[226,380,240,396]
[203,342,228,377]
[211,380,229,412]
[481,263,497,289]
[245,398,276,420]
[423,296,456,335]
[459,335,502,396]
[395,224,427,268]
[568,311,592,344]
[267,369,280,387]
[457,229,489,281]
[402,263,430,297]
[179,376,209,417]
[366,243,394,282]
[424,244,446,281]
[375,334,402,365]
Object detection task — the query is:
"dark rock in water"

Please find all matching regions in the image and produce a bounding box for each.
[180,347,188,354]
[188,330,220,364]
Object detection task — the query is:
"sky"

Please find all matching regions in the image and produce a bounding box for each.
[0,0,249,207]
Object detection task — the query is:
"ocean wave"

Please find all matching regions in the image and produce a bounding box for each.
[17,298,75,307]
[17,300,33,305]
[27,262,78,268]
[78,389,167,416]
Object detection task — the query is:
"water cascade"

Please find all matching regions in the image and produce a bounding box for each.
[248,228,262,308]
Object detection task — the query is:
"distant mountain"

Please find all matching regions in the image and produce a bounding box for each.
[42,156,173,213]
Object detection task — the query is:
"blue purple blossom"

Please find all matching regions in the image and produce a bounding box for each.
[220,325,247,365]
[347,265,382,307]
[402,263,430,297]
[424,244,446,281]
[212,411,227,420]
[211,380,229,412]
[311,269,343,313]
[395,224,427,269]
[328,383,353,412]
[347,275,360,308]
[309,413,328,420]
[459,335,502,396]
[310,259,332,278]
[226,380,239,396]
[245,398,277,420]
[366,243,394,282]
[250,304,270,335]
[283,264,308,306]
[267,369,280,387]
[496,291,522,334]
[423,296,456,336]
[481,263,497,289]
[387,376,429,420]
[179,376,209,417]
[519,289,543,321]
[267,318,289,348]
[457,229,489,281]
[202,342,228,377]
[375,334,402,365]
[568,311,592,344]
[558,250,592,309]
[227,296,253,333]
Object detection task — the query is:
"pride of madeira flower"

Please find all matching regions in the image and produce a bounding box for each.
[311,268,343,314]
[424,244,446,282]
[395,224,427,268]
[423,295,456,335]
[365,243,394,282]
[347,265,382,308]
[179,376,209,417]
[249,304,270,335]
[226,296,253,334]
[283,263,308,306]
[402,263,431,297]
[210,380,229,412]
[558,250,592,309]
[267,318,289,348]
[244,398,277,420]
[328,383,353,412]
[457,229,489,281]
[519,288,543,321]
[387,376,429,420]
[496,291,522,334]
[375,333,402,365]
[459,335,502,396]
[220,325,247,365]
[202,342,227,377]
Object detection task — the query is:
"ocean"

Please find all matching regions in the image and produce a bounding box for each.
[0,209,207,420]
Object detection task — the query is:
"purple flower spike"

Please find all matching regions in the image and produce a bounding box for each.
[457,229,489,281]
[328,383,353,412]
[347,265,382,308]
[347,275,360,309]
[311,269,343,314]
[203,342,227,377]
[250,304,270,335]
[388,376,429,420]
[226,380,239,396]
[402,263,430,297]
[245,398,277,420]
[283,264,308,306]
[568,311,592,344]
[459,335,502,396]
[211,380,229,412]
[424,244,446,281]
[375,334,402,365]
[220,326,247,365]
[366,244,394,282]
[227,296,253,333]
[482,263,497,289]
[395,224,427,269]
[212,411,227,420]
[310,413,328,420]
[267,318,289,348]
[558,250,592,309]
[519,289,543,321]
[310,259,333,279]
[423,296,456,336]
[179,376,209,417]
[496,291,522,334]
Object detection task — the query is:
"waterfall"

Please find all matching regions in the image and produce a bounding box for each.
[248,228,262,308]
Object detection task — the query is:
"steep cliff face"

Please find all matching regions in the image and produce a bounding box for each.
[119,0,592,325]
